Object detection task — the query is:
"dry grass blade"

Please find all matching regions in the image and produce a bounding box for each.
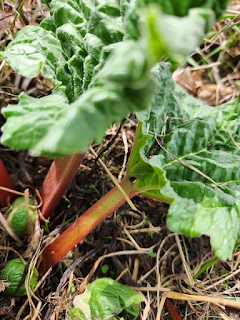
[0,186,25,196]
[118,128,128,180]
[165,291,240,310]
[211,304,234,320]
[229,130,240,149]
[81,250,155,292]
[156,294,166,320]
[0,245,25,261]
[175,235,194,286]
[15,268,52,320]
[131,286,170,293]
[0,211,24,245]
[204,268,240,291]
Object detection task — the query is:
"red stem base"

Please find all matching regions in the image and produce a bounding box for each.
[0,158,17,207]
[40,153,85,220]
[39,176,135,274]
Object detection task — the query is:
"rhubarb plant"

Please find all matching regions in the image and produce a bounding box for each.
[0,0,237,274]
[0,0,228,156]
[40,63,240,272]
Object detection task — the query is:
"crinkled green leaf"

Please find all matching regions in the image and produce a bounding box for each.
[0,0,229,156]
[128,63,240,260]
[73,278,142,320]
[0,25,66,85]
[1,88,68,154]
[33,75,156,156]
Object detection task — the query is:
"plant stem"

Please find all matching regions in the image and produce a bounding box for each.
[0,158,17,206]
[39,176,135,274]
[165,298,183,320]
[40,153,85,220]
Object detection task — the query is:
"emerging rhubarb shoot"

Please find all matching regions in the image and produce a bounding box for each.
[6,197,37,236]
[0,258,38,296]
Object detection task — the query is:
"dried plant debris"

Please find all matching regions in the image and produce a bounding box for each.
[174,1,240,106]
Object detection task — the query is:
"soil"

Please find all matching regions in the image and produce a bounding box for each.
[0,1,240,319]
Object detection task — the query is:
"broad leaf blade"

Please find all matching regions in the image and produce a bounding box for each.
[0,0,230,157]
[1,88,68,154]
[128,63,240,260]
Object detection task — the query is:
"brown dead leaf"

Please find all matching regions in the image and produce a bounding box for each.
[173,68,204,96]
[0,280,5,292]
[173,66,239,105]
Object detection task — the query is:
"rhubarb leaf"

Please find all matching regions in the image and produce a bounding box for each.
[0,0,229,157]
[73,278,142,320]
[1,88,68,154]
[0,25,66,86]
[128,63,240,260]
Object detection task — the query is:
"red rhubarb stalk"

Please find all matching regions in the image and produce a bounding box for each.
[165,298,183,320]
[39,176,135,273]
[40,153,85,220]
[0,158,17,206]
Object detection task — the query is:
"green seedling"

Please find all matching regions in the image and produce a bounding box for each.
[149,249,156,258]
[70,282,75,293]
[100,264,109,274]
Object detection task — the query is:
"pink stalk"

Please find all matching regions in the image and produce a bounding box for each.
[39,176,135,273]
[0,158,17,206]
[165,298,183,320]
[40,153,85,220]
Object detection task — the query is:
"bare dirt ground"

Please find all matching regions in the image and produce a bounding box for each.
[0,1,240,319]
